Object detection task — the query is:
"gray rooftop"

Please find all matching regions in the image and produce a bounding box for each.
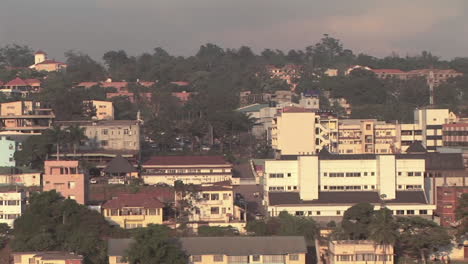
[108,238,133,256]
[180,236,307,255]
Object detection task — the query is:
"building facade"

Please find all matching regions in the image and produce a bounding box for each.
[102,193,164,229]
[0,101,54,134]
[443,121,468,148]
[263,154,435,222]
[0,191,26,227]
[84,100,114,120]
[0,136,18,167]
[43,160,87,204]
[436,186,468,227]
[13,252,83,264]
[328,240,394,264]
[142,156,232,185]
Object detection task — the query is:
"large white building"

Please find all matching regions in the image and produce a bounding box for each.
[263,152,435,222]
[0,191,26,227]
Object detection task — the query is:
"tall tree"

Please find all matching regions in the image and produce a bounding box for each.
[341,203,375,240]
[0,44,34,67]
[369,208,398,263]
[65,50,106,82]
[126,224,187,264]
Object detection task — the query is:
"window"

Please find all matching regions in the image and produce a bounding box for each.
[329,173,345,177]
[366,124,372,130]
[419,210,427,215]
[148,209,157,215]
[102,129,108,135]
[407,210,415,215]
[269,173,284,178]
[202,193,210,200]
[396,210,404,215]
[337,255,353,261]
[211,194,219,200]
[289,254,299,261]
[222,208,226,214]
[364,172,368,176]
[324,172,327,176]
[407,172,414,176]
[213,255,223,262]
[223,193,229,200]
[295,211,304,216]
[68,181,76,189]
[371,185,375,189]
[6,200,18,206]
[101,140,108,146]
[210,207,220,214]
[316,211,321,215]
[124,129,129,135]
[252,255,260,261]
[398,172,402,176]
[398,185,402,189]
[192,255,202,262]
[371,172,375,176]
[415,172,422,176]
[336,210,341,215]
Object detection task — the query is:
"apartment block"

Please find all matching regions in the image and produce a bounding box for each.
[0,101,54,134]
[264,153,434,222]
[0,136,18,167]
[102,193,164,229]
[108,236,307,264]
[43,160,87,204]
[142,156,232,185]
[13,252,82,264]
[443,120,468,148]
[414,108,455,152]
[436,186,468,227]
[0,191,26,227]
[329,240,394,264]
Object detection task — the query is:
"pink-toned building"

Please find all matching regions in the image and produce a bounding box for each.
[172,91,196,104]
[43,160,87,204]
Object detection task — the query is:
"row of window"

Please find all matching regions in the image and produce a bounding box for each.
[398,171,422,177]
[269,173,291,178]
[100,128,133,135]
[209,207,230,215]
[202,193,230,201]
[0,214,20,219]
[293,209,427,216]
[335,254,392,262]
[0,200,21,206]
[443,131,468,136]
[191,254,298,262]
[149,169,226,174]
[109,208,160,216]
[325,172,374,177]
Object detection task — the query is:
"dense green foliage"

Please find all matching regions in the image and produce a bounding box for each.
[12,191,126,264]
[126,224,187,264]
[455,193,468,239]
[246,211,318,244]
[341,203,375,240]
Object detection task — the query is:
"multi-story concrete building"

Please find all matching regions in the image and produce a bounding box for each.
[328,240,394,264]
[0,101,54,134]
[43,160,87,204]
[263,153,434,223]
[443,120,468,148]
[271,107,339,156]
[108,236,308,264]
[142,156,232,185]
[436,186,468,227]
[337,119,399,154]
[102,193,164,229]
[0,136,18,167]
[0,77,41,96]
[84,100,114,120]
[13,252,83,264]
[413,108,455,152]
[0,191,26,227]
[177,182,246,232]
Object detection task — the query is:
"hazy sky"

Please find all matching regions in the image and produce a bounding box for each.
[1,0,467,61]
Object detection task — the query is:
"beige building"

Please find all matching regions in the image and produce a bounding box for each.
[177,182,246,232]
[0,191,26,227]
[43,160,87,205]
[142,156,232,185]
[0,101,54,134]
[108,236,307,264]
[102,193,164,229]
[272,107,339,156]
[338,119,399,154]
[329,240,394,264]
[84,100,114,120]
[29,51,67,72]
[13,252,83,264]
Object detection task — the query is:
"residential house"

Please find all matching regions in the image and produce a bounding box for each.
[0,190,26,227]
[108,236,307,264]
[176,182,246,233]
[13,252,83,264]
[142,156,233,185]
[0,101,54,134]
[29,50,67,72]
[264,152,435,223]
[101,193,164,229]
[328,240,394,264]
[0,172,41,186]
[43,160,87,204]
[1,77,41,96]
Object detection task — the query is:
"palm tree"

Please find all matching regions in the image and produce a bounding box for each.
[45,126,67,161]
[66,125,88,157]
[369,208,398,264]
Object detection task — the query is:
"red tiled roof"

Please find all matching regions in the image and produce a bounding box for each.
[5,77,28,86]
[77,82,99,88]
[281,107,315,113]
[25,79,41,86]
[372,69,405,74]
[101,82,128,89]
[102,193,164,209]
[139,81,156,87]
[144,155,230,166]
[0,81,3,86]
[36,59,66,65]
[170,81,190,86]
[35,50,47,55]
